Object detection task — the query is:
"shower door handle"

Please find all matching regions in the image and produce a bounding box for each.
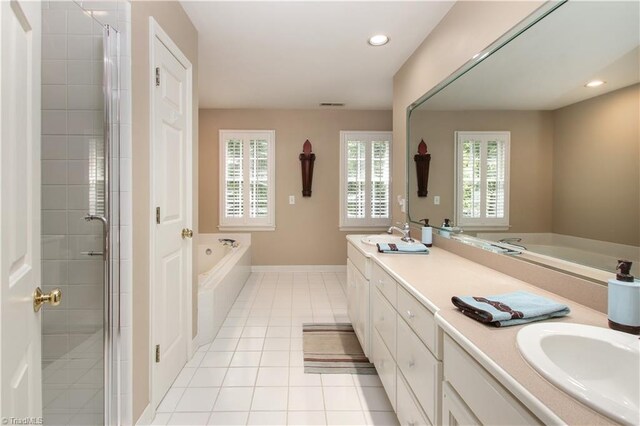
[85,214,108,229]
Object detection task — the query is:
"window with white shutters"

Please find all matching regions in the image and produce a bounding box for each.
[219,130,275,230]
[455,131,510,229]
[340,131,392,230]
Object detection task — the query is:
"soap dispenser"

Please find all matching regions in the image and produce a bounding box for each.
[440,218,452,239]
[608,260,640,334]
[420,219,432,247]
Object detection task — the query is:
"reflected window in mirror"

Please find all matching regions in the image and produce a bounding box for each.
[455,131,510,229]
[339,131,392,230]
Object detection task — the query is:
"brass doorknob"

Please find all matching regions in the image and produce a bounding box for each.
[181,228,193,239]
[33,287,62,312]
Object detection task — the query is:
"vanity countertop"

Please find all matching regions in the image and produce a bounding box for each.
[346,235,617,425]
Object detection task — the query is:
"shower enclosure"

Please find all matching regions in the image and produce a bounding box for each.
[41,1,120,424]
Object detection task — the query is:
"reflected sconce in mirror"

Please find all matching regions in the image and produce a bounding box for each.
[299,139,316,197]
[414,139,431,197]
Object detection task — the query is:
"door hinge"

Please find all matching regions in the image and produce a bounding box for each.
[156,207,160,224]
[155,67,160,87]
[155,344,160,363]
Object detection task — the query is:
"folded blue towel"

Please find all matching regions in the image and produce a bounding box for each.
[451,291,570,327]
[377,242,429,254]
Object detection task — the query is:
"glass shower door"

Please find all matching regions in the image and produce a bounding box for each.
[40,2,120,424]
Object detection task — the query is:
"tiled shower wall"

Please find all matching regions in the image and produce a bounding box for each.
[41,1,132,424]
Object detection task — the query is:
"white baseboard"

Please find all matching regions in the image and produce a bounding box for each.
[251,265,347,273]
[135,403,153,425]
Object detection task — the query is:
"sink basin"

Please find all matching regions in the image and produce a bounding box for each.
[360,235,414,246]
[361,235,399,246]
[517,323,639,425]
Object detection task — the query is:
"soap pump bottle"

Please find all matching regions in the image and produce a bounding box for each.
[440,218,452,239]
[608,260,640,335]
[420,219,432,247]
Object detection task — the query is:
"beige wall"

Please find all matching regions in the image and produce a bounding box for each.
[392,1,545,224]
[408,110,554,232]
[131,2,198,422]
[199,109,392,265]
[553,84,640,246]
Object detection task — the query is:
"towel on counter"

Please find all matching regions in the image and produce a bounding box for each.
[376,242,429,254]
[451,291,570,327]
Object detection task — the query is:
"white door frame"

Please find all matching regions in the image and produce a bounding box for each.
[148,17,193,413]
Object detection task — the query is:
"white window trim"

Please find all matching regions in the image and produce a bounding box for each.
[454,131,510,230]
[339,130,393,231]
[218,129,276,231]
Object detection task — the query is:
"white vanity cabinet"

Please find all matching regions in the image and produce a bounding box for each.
[346,242,373,356]
[370,262,442,426]
[442,335,542,425]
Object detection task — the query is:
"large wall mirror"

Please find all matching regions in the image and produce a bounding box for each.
[407,0,639,280]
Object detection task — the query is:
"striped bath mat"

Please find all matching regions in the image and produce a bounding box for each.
[303,323,376,374]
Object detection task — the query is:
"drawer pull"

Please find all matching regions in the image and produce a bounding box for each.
[408,422,416,426]
[408,360,415,368]
[406,310,415,319]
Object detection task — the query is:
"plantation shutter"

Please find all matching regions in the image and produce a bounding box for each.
[346,140,366,219]
[249,138,269,218]
[340,131,392,229]
[220,130,275,229]
[224,138,244,218]
[456,131,510,228]
[486,139,507,219]
[371,140,390,219]
[461,138,482,219]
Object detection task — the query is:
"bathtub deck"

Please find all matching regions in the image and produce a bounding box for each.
[150,270,398,426]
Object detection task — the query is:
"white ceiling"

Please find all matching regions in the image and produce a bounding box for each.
[418,1,640,111]
[180,1,454,109]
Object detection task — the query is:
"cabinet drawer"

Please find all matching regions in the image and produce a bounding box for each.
[348,242,371,279]
[442,382,480,426]
[372,328,396,410]
[372,263,397,307]
[373,288,396,357]
[397,318,440,424]
[397,371,431,426]
[443,335,541,425]
[398,286,436,356]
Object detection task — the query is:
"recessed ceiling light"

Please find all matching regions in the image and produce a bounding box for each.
[368,34,389,46]
[585,80,606,88]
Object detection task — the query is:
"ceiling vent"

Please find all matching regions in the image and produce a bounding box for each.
[319,102,345,107]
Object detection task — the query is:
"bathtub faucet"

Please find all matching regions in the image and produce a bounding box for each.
[219,238,239,248]
[498,237,526,250]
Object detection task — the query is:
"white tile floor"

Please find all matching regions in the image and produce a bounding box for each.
[151,271,399,426]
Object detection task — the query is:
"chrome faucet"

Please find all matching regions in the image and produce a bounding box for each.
[498,237,526,250]
[219,238,239,248]
[387,222,414,243]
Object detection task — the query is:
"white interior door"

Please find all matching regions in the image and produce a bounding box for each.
[0,0,42,418]
[151,22,193,410]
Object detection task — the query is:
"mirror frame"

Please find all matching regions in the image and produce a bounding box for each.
[406,0,566,225]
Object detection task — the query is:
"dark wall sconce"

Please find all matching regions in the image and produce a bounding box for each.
[414,139,431,197]
[299,139,316,197]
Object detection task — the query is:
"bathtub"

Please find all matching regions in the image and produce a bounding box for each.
[197,233,251,345]
[476,232,639,277]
